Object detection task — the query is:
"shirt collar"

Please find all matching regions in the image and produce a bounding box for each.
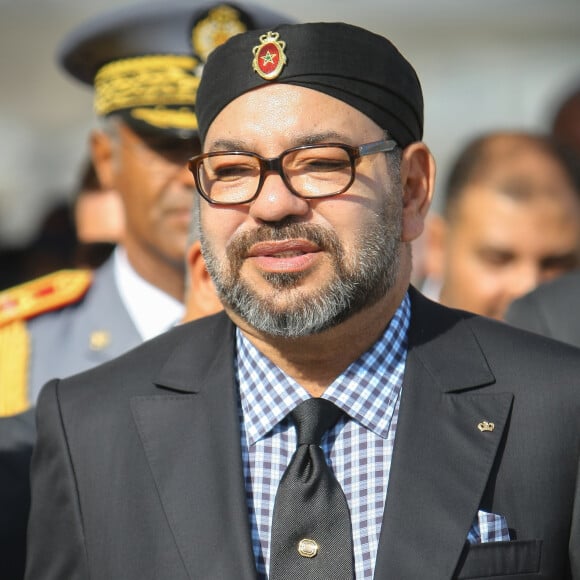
[113,246,184,341]
[237,292,410,446]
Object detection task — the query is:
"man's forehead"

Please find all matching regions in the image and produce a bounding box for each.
[452,183,580,231]
[206,83,384,144]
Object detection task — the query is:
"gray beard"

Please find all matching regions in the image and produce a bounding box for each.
[200,186,402,338]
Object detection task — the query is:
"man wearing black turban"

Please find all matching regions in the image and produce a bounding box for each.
[27,21,580,580]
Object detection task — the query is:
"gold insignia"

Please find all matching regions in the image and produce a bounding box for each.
[0,270,92,416]
[192,5,248,63]
[94,55,200,118]
[0,319,30,417]
[89,331,111,351]
[0,269,92,328]
[297,538,318,558]
[131,106,199,131]
[477,421,495,432]
[252,31,287,81]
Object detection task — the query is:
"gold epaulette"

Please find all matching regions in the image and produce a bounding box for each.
[0,270,92,417]
[0,269,92,328]
[0,320,30,416]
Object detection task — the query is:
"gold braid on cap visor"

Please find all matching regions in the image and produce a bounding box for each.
[94,55,200,130]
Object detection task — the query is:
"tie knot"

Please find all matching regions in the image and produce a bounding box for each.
[291,398,343,446]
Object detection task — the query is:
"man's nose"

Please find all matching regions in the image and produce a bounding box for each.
[248,173,310,223]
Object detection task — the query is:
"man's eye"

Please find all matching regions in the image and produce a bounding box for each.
[294,156,350,173]
[212,164,255,181]
[478,250,513,266]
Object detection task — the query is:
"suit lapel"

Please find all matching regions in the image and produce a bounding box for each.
[375,290,514,579]
[131,314,257,580]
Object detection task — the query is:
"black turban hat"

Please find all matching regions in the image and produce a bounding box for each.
[196,22,424,148]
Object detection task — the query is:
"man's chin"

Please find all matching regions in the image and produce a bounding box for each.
[261,270,308,290]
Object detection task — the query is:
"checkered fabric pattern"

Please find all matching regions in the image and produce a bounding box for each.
[467,510,511,544]
[236,293,410,579]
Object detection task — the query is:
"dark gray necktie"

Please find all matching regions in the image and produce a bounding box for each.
[269,397,354,579]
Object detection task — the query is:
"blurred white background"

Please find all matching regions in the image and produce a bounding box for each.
[1,0,579,246]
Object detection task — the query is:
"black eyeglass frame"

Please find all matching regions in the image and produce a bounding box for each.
[188,138,398,205]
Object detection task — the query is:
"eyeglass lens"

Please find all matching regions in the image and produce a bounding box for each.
[197,146,354,204]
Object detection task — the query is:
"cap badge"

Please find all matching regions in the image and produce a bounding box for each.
[192,5,249,63]
[252,31,286,80]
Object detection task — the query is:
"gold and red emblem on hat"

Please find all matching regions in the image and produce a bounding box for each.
[252,31,287,80]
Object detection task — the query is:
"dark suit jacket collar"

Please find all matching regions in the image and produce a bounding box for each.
[134,313,257,579]
[150,291,513,579]
[154,311,235,393]
[154,288,495,394]
[405,286,495,392]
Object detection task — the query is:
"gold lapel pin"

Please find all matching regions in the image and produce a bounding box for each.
[90,330,111,351]
[477,421,495,432]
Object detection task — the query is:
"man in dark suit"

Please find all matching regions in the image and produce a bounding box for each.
[505,269,580,347]
[26,21,580,579]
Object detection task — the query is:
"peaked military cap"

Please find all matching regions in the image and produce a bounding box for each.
[58,1,294,139]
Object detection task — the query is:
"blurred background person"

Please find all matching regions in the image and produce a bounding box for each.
[551,83,580,159]
[181,202,223,323]
[505,269,580,347]
[72,157,124,269]
[0,201,77,291]
[504,83,580,345]
[421,130,580,320]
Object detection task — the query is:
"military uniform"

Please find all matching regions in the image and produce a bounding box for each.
[0,0,293,417]
[0,3,294,577]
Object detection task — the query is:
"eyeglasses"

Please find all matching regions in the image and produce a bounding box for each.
[188,138,397,205]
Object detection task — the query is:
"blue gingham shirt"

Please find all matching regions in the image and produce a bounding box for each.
[236,293,411,579]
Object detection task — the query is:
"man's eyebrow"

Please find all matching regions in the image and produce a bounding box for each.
[294,131,348,146]
[207,139,247,152]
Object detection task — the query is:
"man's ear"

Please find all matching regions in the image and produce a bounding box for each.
[399,142,436,242]
[183,240,223,322]
[90,129,115,190]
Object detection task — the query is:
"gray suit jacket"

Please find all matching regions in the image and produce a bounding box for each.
[28,256,141,403]
[505,270,580,348]
[26,289,580,579]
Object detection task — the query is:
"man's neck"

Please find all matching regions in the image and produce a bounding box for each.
[232,280,409,397]
[122,244,185,302]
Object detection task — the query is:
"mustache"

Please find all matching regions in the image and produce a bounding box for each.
[227,220,340,257]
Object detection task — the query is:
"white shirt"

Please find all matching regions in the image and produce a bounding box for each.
[113,246,184,341]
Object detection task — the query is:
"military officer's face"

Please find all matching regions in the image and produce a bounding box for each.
[92,120,198,272]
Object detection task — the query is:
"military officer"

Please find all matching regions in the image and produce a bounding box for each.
[0,3,293,578]
[0,1,293,415]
